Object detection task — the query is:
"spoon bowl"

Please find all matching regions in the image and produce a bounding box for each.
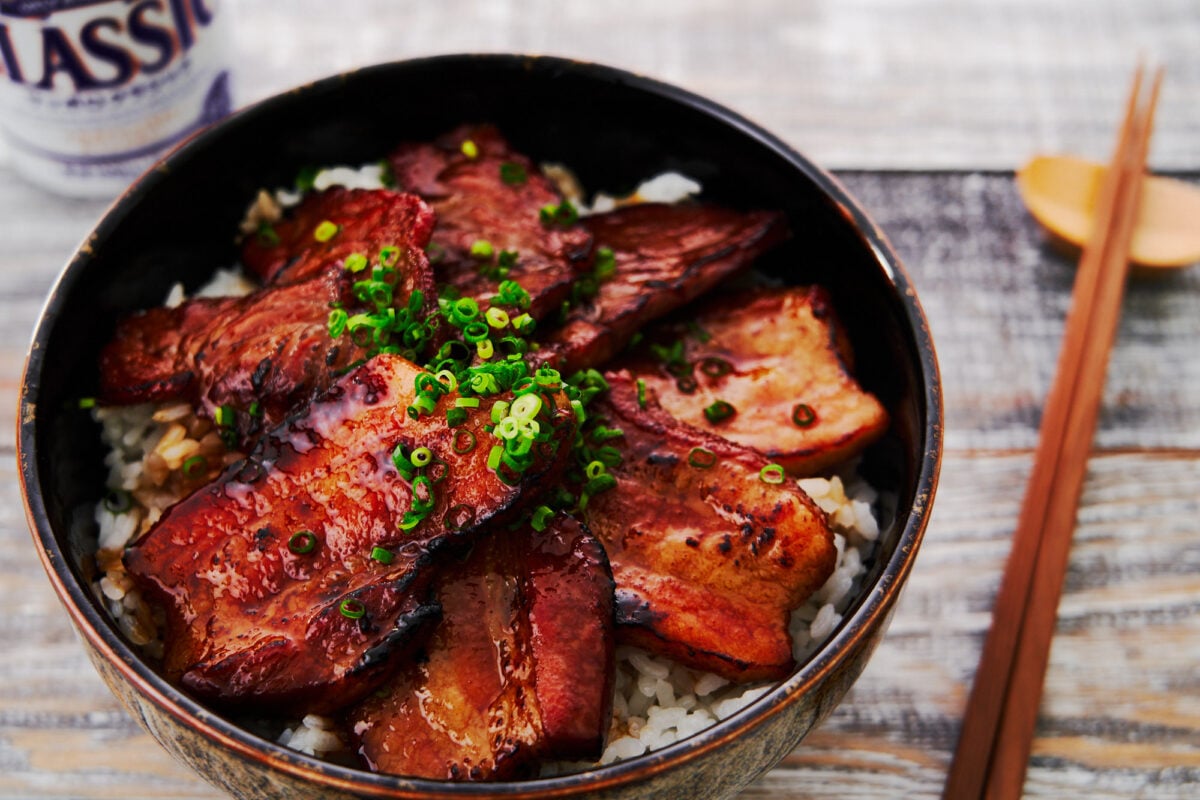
[1017,154,1200,270]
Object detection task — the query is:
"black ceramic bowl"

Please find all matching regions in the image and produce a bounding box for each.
[19,54,941,799]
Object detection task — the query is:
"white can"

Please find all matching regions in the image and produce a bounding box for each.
[0,0,233,198]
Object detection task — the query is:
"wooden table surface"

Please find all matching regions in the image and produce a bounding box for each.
[3,2,1199,798]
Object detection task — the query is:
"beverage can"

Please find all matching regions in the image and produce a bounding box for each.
[0,0,233,198]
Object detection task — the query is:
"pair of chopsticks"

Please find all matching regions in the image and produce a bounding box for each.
[943,64,1164,800]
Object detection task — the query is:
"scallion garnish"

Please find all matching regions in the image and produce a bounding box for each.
[289,530,317,554]
[339,598,366,619]
[636,379,647,409]
[214,404,235,428]
[687,447,717,469]
[411,447,433,467]
[343,252,368,273]
[460,139,478,159]
[530,505,555,532]
[313,220,340,242]
[759,464,786,485]
[792,403,817,428]
[470,239,494,259]
[539,200,579,227]
[370,546,394,565]
[452,429,477,454]
[77,397,97,410]
[703,400,736,424]
[182,455,207,479]
[700,357,733,378]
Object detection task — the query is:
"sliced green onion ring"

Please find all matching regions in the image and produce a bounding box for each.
[289,530,317,554]
[687,447,718,469]
[759,464,786,485]
[339,598,366,619]
[792,403,817,428]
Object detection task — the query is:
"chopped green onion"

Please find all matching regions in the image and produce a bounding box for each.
[392,444,415,477]
[486,307,510,328]
[455,397,480,408]
[460,139,478,159]
[379,245,400,267]
[530,505,554,532]
[499,161,528,185]
[593,247,616,281]
[759,464,786,485]
[289,530,317,554]
[470,239,494,259]
[77,397,97,410]
[182,455,207,479]
[370,546,394,565]
[476,339,495,360]
[248,401,262,418]
[491,400,510,424]
[339,598,366,619]
[591,425,623,442]
[398,511,424,532]
[411,447,433,467]
[214,405,235,428]
[792,403,817,428]
[687,447,717,469]
[584,474,617,495]
[700,357,733,378]
[313,220,340,242]
[636,379,647,409]
[539,200,579,227]
[510,393,542,420]
[343,252,368,273]
[453,429,477,454]
[703,400,736,424]
[585,460,607,480]
[445,407,468,427]
[487,444,504,471]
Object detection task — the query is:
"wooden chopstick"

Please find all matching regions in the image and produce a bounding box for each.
[943,64,1164,800]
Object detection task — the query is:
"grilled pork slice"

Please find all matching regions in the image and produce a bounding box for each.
[537,203,787,374]
[100,190,438,434]
[388,124,594,319]
[125,354,578,713]
[620,286,889,476]
[349,515,615,781]
[241,187,437,290]
[582,372,835,682]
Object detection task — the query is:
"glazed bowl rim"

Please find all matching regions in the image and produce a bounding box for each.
[18,52,942,797]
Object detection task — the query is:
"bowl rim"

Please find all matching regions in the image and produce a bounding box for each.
[18,52,942,797]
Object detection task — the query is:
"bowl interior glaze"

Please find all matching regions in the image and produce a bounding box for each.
[19,54,941,799]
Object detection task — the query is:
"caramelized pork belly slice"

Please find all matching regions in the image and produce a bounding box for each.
[582,372,835,682]
[349,515,615,781]
[537,203,787,374]
[101,268,364,435]
[241,187,437,299]
[620,286,889,476]
[388,124,593,319]
[124,354,578,713]
[100,190,438,436]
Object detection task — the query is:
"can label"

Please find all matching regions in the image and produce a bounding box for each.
[0,0,232,196]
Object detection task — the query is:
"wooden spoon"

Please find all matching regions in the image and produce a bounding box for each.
[1017,154,1200,269]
